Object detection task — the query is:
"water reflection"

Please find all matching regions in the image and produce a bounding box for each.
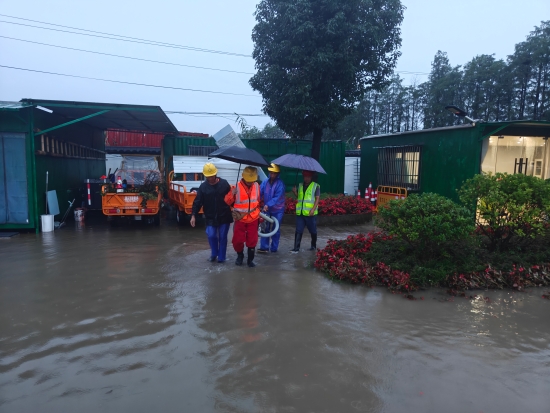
[1,221,549,413]
[0,225,179,411]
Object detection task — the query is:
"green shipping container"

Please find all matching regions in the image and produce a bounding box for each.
[360,121,550,203]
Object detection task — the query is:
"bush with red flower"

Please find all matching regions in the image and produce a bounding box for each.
[285,194,372,215]
[314,232,550,297]
[314,233,418,294]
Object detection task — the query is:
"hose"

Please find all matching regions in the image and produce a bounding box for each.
[258,212,280,238]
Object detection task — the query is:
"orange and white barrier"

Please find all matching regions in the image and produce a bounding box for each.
[375,186,407,211]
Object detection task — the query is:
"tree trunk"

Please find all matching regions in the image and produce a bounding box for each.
[311,127,323,161]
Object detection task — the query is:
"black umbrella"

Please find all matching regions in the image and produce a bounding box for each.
[209,146,269,167]
[209,146,269,185]
[270,154,327,174]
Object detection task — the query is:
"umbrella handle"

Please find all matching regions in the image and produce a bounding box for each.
[236,164,242,186]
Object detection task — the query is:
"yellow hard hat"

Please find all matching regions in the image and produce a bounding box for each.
[203,163,218,177]
[242,166,258,182]
[267,163,280,173]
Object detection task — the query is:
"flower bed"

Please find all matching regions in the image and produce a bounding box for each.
[314,233,550,298]
[283,195,373,226]
[314,233,417,294]
[285,194,373,215]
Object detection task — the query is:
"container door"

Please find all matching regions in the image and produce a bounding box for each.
[0,133,29,224]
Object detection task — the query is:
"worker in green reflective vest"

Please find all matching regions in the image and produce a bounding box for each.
[291,170,320,252]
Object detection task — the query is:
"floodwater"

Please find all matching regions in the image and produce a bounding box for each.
[1,213,549,413]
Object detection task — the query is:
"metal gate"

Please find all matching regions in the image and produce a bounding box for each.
[0,133,29,224]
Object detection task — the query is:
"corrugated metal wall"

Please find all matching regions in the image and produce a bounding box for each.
[163,136,345,194]
[107,130,211,148]
[163,135,218,178]
[360,126,482,202]
[243,139,345,194]
[0,108,36,229]
[1,108,107,230]
[35,156,105,217]
[106,130,164,148]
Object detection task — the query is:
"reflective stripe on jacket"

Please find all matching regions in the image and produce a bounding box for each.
[296,182,319,216]
[234,180,260,223]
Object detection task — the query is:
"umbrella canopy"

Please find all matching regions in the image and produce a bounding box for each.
[270,154,327,174]
[209,146,269,167]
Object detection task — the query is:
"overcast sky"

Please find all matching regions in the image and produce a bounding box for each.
[1,0,548,135]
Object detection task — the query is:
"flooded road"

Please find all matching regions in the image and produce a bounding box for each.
[1,214,549,412]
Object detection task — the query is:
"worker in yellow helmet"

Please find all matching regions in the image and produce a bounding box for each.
[224,166,261,267]
[190,163,233,263]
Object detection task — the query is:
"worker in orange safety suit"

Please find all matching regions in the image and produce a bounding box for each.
[224,166,261,267]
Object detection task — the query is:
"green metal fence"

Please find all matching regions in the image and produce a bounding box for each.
[163,137,345,194]
[243,139,345,194]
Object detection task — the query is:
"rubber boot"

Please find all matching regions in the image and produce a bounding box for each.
[291,232,302,253]
[309,234,317,251]
[247,247,256,267]
[235,251,244,266]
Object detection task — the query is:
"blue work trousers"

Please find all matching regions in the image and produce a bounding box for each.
[260,211,284,252]
[206,223,230,262]
[296,215,317,235]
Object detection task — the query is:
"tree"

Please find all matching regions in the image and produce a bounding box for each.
[422,51,464,128]
[249,0,404,160]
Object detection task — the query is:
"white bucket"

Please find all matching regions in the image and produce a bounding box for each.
[74,208,85,221]
[41,214,54,232]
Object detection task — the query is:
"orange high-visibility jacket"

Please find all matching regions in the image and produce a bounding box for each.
[225,180,260,223]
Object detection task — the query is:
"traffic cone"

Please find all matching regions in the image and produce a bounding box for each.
[365,182,372,201]
[356,189,361,199]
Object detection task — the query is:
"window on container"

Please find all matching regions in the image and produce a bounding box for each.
[377,146,422,190]
[480,135,549,179]
[188,145,218,156]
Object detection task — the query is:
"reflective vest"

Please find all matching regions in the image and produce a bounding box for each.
[234,180,260,223]
[296,182,319,216]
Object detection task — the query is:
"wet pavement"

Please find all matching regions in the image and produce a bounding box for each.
[1,212,549,413]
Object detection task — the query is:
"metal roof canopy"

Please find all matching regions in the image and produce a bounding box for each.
[360,120,550,142]
[20,99,178,134]
[0,101,34,111]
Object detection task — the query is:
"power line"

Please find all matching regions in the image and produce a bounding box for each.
[165,111,268,116]
[0,19,251,58]
[0,64,261,97]
[0,13,429,76]
[0,15,429,75]
[0,36,254,75]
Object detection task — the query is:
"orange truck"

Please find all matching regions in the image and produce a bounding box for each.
[101,185,161,225]
[167,171,202,225]
[166,156,241,225]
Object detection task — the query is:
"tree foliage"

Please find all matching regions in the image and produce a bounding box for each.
[316,20,549,145]
[249,0,404,159]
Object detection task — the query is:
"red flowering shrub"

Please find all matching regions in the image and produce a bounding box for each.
[314,233,418,293]
[285,197,297,214]
[285,195,372,215]
[315,232,550,297]
[446,264,550,295]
